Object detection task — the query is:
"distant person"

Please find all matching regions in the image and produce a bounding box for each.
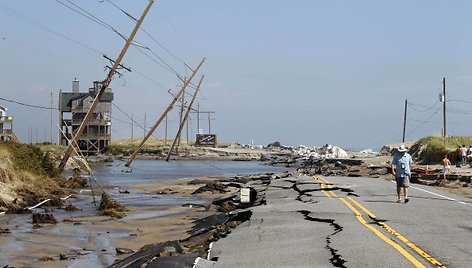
[468,146,472,166]
[441,154,451,180]
[456,146,462,166]
[461,145,468,165]
[391,144,412,203]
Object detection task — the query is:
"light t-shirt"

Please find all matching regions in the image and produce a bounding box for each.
[392,152,413,178]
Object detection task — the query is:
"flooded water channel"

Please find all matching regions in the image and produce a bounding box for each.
[91,159,290,186]
[0,160,290,267]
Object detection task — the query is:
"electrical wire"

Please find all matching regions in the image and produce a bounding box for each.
[63,0,190,80]
[447,99,472,105]
[408,100,439,113]
[105,0,189,66]
[0,3,101,55]
[405,107,441,138]
[53,0,126,41]
[0,97,58,110]
[156,8,202,57]
[52,0,184,85]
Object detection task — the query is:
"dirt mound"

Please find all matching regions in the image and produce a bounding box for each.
[0,143,63,212]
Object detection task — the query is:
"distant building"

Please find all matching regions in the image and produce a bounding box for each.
[58,79,114,155]
[0,105,16,142]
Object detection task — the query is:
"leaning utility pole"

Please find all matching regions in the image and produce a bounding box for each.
[402,99,408,143]
[58,0,155,172]
[166,75,204,161]
[131,113,134,142]
[178,86,186,145]
[442,77,447,138]
[125,58,206,167]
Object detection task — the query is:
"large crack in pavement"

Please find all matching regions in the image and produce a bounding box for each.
[290,179,349,267]
[298,210,347,268]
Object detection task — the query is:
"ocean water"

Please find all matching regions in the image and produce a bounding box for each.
[90,159,291,186]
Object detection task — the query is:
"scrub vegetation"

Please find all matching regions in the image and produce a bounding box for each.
[0,141,62,211]
[410,136,472,164]
[105,138,173,155]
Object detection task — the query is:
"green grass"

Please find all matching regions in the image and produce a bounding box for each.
[106,138,178,154]
[37,144,66,153]
[411,135,472,164]
[0,141,59,177]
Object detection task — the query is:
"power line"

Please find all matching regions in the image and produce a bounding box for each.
[53,0,126,41]
[112,102,162,139]
[405,107,441,138]
[408,100,439,113]
[0,3,101,55]
[447,99,472,105]
[106,0,188,65]
[54,0,187,88]
[60,0,188,79]
[156,8,202,57]
[0,97,58,110]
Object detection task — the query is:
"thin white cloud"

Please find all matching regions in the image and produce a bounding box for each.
[203,81,225,90]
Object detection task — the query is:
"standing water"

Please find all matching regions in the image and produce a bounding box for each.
[0,159,291,267]
[90,159,291,186]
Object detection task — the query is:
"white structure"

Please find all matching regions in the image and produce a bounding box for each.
[0,105,15,141]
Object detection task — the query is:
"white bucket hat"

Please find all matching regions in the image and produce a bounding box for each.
[397,144,407,152]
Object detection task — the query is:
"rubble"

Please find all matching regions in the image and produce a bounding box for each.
[293,144,349,159]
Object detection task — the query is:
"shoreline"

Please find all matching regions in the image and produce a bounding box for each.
[2,149,472,267]
[0,161,289,267]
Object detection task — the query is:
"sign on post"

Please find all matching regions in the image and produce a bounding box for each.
[195,134,217,147]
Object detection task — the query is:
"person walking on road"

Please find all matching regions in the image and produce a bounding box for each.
[391,144,412,203]
[461,145,468,166]
[441,154,451,180]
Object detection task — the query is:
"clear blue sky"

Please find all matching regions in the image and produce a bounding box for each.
[1,0,472,150]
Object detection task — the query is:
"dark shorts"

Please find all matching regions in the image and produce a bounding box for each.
[396,176,410,188]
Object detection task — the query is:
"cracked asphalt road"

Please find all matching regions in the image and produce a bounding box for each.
[209,175,472,267]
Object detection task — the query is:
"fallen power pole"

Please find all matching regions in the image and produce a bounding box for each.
[125,58,206,167]
[58,0,155,172]
[166,75,204,161]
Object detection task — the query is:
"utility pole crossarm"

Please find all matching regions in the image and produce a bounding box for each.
[58,0,155,172]
[125,58,206,167]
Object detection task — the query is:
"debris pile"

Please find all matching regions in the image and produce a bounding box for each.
[109,172,284,267]
[98,192,127,219]
[32,212,58,227]
[293,144,349,159]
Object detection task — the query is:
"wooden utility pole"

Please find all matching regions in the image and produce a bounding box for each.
[197,104,200,133]
[402,99,408,143]
[166,75,204,161]
[125,58,206,167]
[58,0,154,172]
[208,113,211,134]
[186,117,189,144]
[143,113,146,138]
[131,113,134,142]
[442,77,447,138]
[50,91,53,144]
[178,86,186,145]
[165,114,168,145]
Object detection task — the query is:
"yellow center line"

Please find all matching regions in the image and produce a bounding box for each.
[320,183,333,199]
[346,197,447,268]
[315,175,333,199]
[313,175,443,268]
[338,197,426,268]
